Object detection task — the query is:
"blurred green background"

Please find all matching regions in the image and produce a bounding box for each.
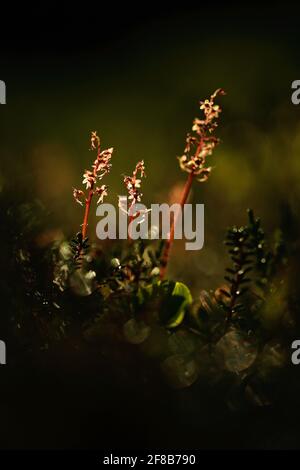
[1,3,299,291]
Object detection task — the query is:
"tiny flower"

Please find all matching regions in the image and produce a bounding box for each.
[101,147,114,158]
[196,167,212,182]
[92,147,113,179]
[82,170,96,189]
[192,118,206,133]
[133,160,146,178]
[94,184,108,204]
[90,131,100,150]
[73,188,86,206]
[200,99,212,112]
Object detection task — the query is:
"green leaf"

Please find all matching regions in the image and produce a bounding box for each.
[162,282,193,329]
[172,281,193,304]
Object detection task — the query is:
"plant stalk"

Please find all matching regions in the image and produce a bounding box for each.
[81,186,94,239]
[160,170,194,279]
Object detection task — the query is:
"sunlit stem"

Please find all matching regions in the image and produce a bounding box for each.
[160,139,203,279]
[160,170,194,279]
[82,186,94,239]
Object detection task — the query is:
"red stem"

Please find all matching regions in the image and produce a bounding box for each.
[159,139,203,279]
[160,170,194,279]
[81,142,100,240]
[81,186,94,239]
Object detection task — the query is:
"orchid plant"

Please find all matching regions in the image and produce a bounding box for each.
[72,131,113,263]
[160,88,226,278]
[119,160,150,240]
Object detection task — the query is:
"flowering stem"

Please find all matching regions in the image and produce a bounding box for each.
[81,139,100,240]
[123,161,146,243]
[82,185,94,239]
[160,170,194,279]
[159,89,224,278]
[160,137,205,279]
[73,132,113,267]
